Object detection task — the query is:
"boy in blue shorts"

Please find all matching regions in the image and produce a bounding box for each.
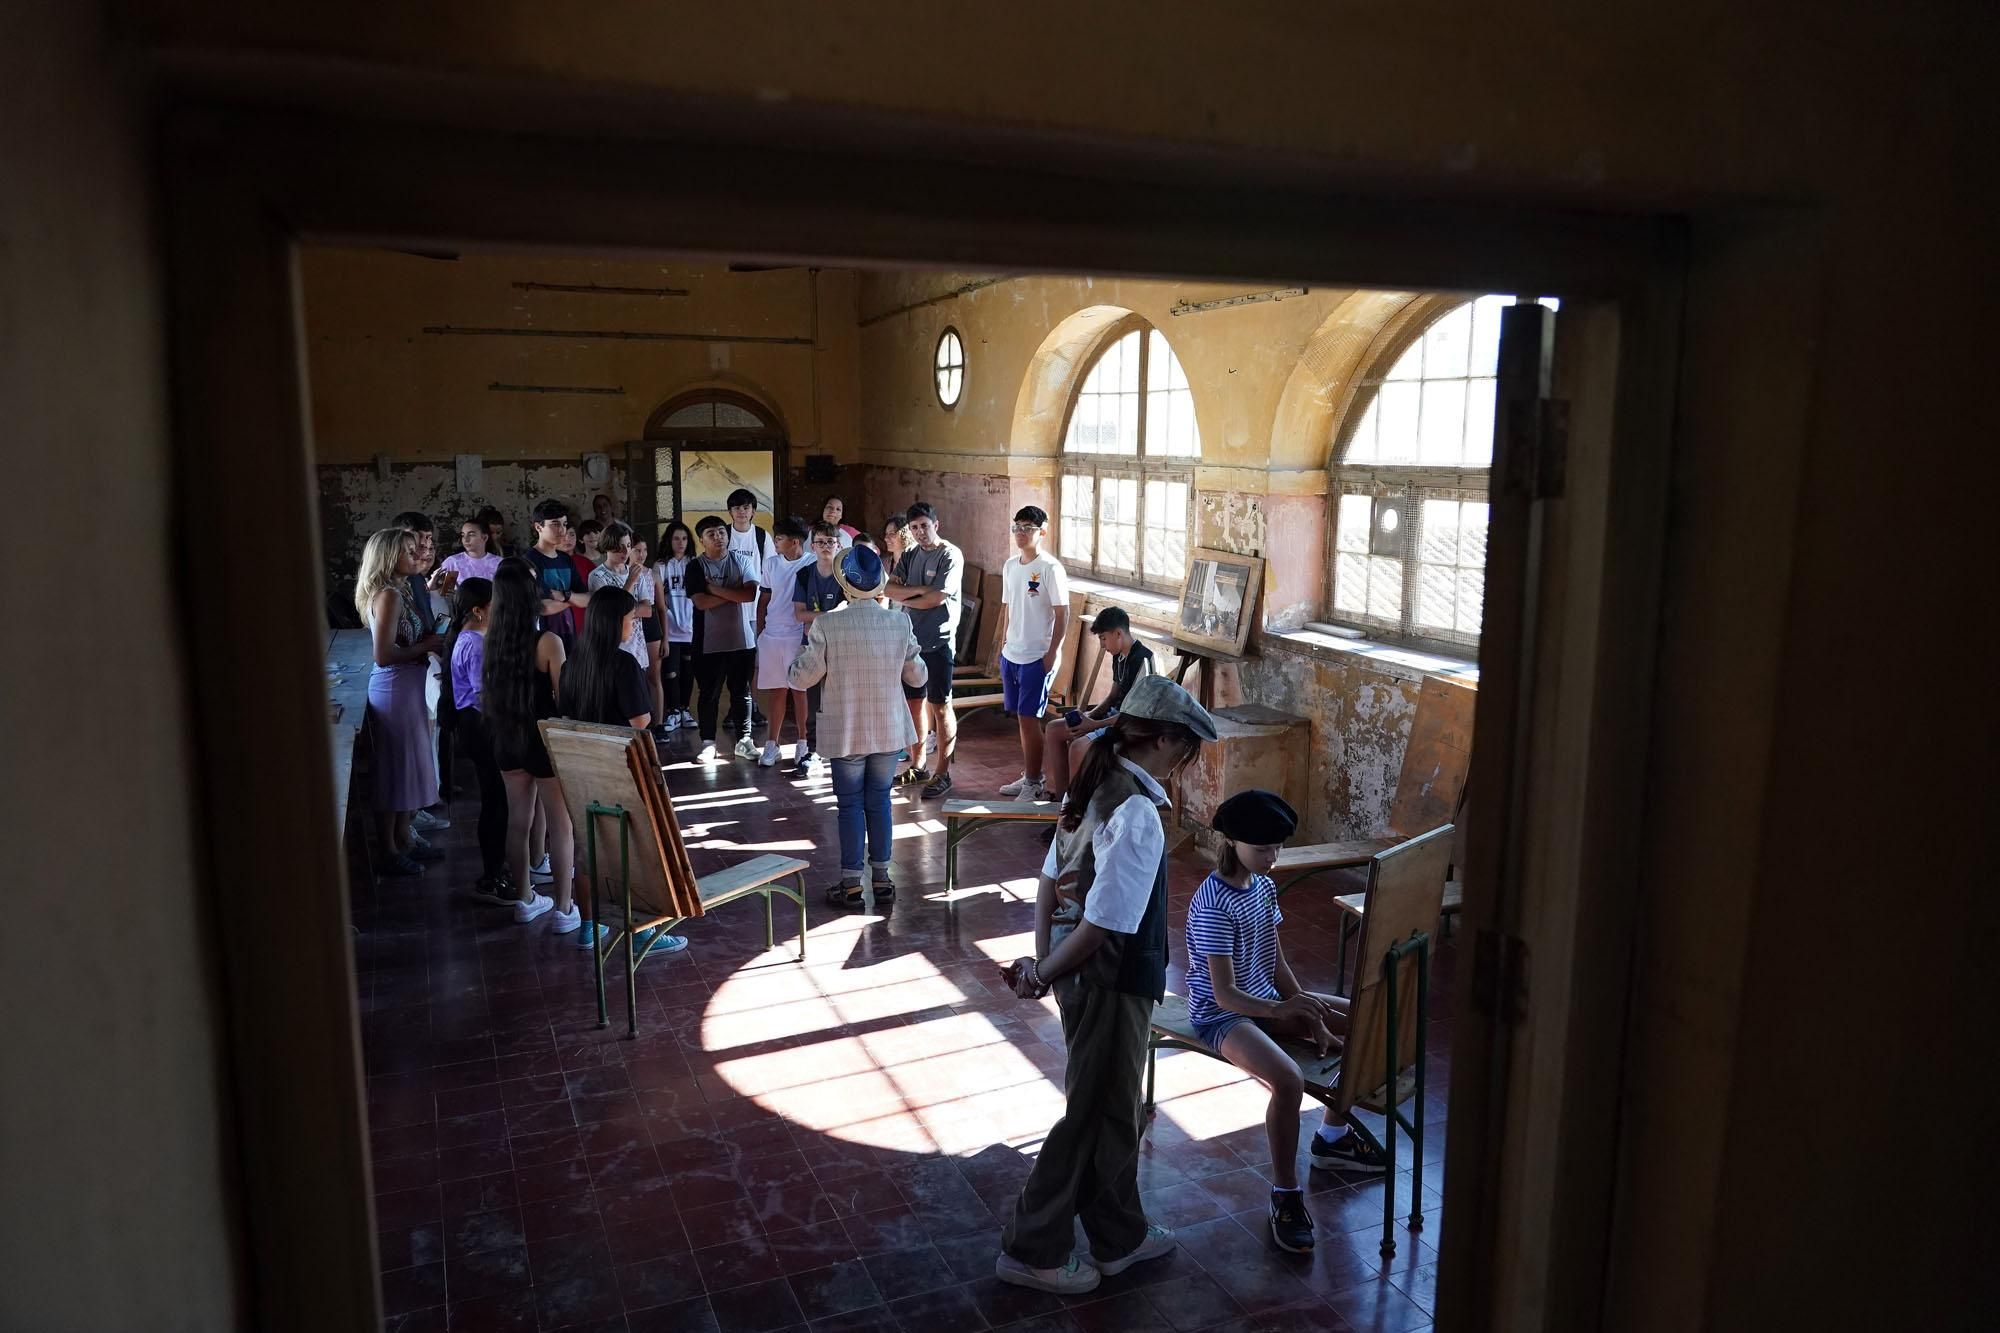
[1185,789,1385,1254]
[994,505,1069,799]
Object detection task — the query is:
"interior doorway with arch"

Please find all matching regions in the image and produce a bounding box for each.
[638,387,789,537]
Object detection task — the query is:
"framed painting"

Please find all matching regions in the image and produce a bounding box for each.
[1175,547,1265,657]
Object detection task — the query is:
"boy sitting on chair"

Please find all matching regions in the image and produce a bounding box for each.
[1034,605,1155,805]
[1185,790,1386,1254]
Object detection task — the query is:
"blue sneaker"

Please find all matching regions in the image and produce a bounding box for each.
[635,927,688,955]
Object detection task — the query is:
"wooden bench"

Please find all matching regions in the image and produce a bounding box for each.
[1146,825,1454,1258]
[941,797,1061,903]
[541,720,809,1037]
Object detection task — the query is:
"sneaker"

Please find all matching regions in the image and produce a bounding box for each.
[1310,1128,1390,1174]
[895,767,932,788]
[679,709,696,729]
[697,741,719,765]
[472,874,514,904]
[920,772,954,799]
[512,891,554,923]
[550,904,582,934]
[924,731,937,757]
[787,749,817,773]
[378,854,423,878]
[1096,1223,1177,1275]
[733,736,761,761]
[758,742,779,768]
[529,855,554,884]
[574,922,611,949]
[1019,778,1049,802]
[997,773,1033,797]
[405,834,446,863]
[412,808,451,832]
[1269,1190,1315,1253]
[635,927,688,955]
[659,712,681,733]
[994,1253,1099,1295]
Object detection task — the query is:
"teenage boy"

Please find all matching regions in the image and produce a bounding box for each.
[753,517,815,768]
[1033,605,1155,803]
[792,521,847,771]
[723,488,772,754]
[994,506,1070,800]
[883,501,962,798]
[588,521,653,671]
[526,499,587,647]
[686,514,760,764]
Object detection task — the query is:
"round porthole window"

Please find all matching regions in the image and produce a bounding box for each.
[934,327,965,408]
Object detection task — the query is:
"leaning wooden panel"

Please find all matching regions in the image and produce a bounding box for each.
[539,720,696,921]
[1333,824,1454,1117]
[1387,677,1475,837]
[626,727,699,912]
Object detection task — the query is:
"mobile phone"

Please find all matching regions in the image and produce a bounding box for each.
[1065,709,1083,728]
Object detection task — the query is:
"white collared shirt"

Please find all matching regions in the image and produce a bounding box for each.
[1039,756,1170,934]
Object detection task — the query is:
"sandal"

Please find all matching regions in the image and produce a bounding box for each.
[895,767,932,788]
[824,881,865,909]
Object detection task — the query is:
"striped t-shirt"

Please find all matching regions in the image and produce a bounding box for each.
[1183,871,1284,1027]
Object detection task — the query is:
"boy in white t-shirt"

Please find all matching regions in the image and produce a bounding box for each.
[994,505,1069,800]
[587,521,653,672]
[753,516,815,767]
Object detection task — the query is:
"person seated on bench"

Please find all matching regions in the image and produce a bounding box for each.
[1027,605,1156,806]
[1185,789,1383,1255]
[994,677,1218,1296]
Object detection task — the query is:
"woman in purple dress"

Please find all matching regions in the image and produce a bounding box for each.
[357,527,445,876]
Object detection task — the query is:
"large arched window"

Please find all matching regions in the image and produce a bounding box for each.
[1329,295,1553,649]
[1058,322,1199,590]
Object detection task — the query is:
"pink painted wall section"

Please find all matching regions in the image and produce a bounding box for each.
[1197,490,1327,631]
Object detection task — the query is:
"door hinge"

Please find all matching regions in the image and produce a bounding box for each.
[1502,398,1568,500]
[1472,928,1529,1025]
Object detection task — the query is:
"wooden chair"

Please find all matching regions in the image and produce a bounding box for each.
[1147,824,1454,1257]
[1271,676,1473,897]
[540,720,810,1037]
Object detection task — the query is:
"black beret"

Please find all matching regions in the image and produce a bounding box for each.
[1213,789,1298,845]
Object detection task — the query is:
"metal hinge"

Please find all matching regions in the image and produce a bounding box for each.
[1501,398,1569,500]
[1472,928,1529,1025]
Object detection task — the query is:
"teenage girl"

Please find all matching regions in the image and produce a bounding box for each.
[655,521,697,731]
[445,578,510,901]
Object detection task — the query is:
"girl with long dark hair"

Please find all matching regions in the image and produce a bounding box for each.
[655,521,697,731]
[444,577,513,901]
[482,557,583,934]
[562,586,653,728]
[995,677,1217,1296]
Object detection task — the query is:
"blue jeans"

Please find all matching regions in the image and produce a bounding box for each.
[830,751,900,878]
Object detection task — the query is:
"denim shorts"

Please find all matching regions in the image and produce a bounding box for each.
[1001,656,1053,716]
[1191,1011,1251,1053]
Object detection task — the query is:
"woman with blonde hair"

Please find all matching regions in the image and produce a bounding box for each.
[357,527,445,876]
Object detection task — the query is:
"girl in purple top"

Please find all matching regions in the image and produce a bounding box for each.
[439,516,503,585]
[446,577,511,901]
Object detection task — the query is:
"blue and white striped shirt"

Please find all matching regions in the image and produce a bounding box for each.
[1183,871,1284,1027]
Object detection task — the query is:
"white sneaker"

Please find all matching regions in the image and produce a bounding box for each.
[412,808,451,832]
[697,742,719,765]
[679,710,696,729]
[924,731,937,757]
[758,742,779,768]
[659,712,680,733]
[1094,1223,1176,1276]
[512,891,553,923]
[997,773,1032,797]
[733,736,761,761]
[529,854,554,884]
[550,904,582,934]
[994,1253,1099,1295]
[1021,778,1050,802]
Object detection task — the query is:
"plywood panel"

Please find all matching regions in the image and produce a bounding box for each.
[1388,676,1475,836]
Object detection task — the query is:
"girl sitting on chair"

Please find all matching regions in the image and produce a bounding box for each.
[1183,789,1384,1256]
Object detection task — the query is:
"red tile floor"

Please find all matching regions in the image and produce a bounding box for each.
[356,712,1452,1332]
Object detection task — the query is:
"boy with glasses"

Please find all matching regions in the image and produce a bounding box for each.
[993,506,1069,801]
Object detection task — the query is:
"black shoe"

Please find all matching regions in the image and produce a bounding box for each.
[1269,1189,1315,1253]
[824,881,865,910]
[920,772,954,799]
[472,874,514,904]
[1309,1129,1390,1174]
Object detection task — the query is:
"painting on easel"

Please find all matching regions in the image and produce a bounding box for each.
[1175,547,1265,657]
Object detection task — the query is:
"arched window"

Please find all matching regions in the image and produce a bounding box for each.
[1058,323,1199,590]
[643,389,785,533]
[1329,295,1554,649]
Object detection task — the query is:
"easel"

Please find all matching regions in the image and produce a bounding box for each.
[1169,640,1241,711]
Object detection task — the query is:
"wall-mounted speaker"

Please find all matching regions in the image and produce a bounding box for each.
[803,453,837,482]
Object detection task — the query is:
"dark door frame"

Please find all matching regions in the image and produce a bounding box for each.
[157,71,1690,1332]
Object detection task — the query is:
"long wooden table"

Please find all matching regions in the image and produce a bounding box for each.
[326,628,373,836]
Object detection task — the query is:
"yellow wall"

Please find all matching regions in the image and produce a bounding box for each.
[301,247,860,464]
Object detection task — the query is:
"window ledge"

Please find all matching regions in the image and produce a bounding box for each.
[1067,573,1478,687]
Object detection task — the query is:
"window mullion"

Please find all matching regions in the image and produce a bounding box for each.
[1400,485,1427,635]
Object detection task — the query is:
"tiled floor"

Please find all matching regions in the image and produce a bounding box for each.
[355,712,1453,1332]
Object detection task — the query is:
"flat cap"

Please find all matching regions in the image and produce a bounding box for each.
[1118,675,1218,741]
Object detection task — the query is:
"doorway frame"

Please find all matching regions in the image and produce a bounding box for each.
[158,82,1687,1332]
